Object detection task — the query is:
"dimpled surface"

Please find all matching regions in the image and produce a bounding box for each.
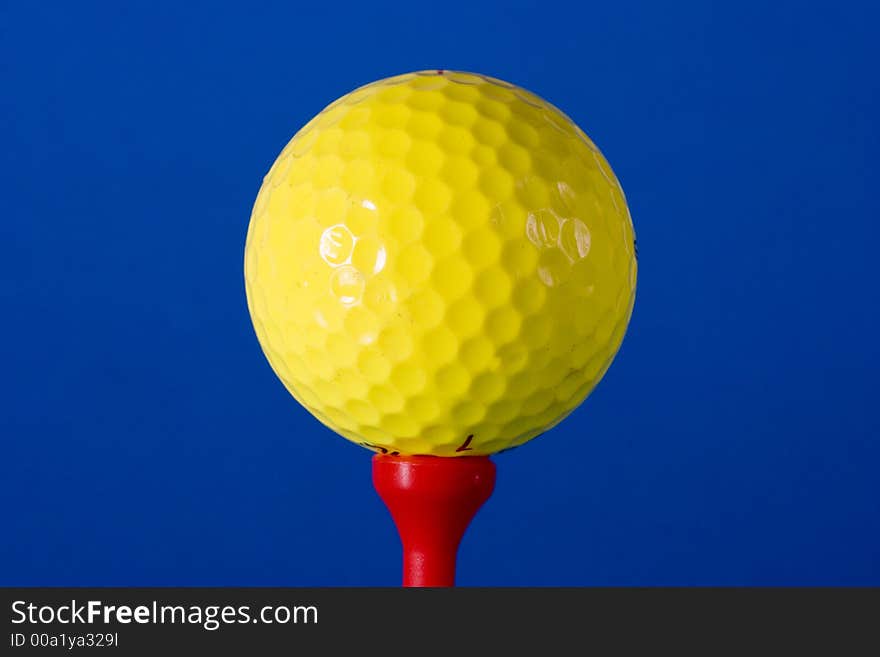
[245,70,637,456]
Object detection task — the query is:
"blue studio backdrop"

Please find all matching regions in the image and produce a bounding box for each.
[2,1,878,585]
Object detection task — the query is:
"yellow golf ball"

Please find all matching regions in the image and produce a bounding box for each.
[245,70,636,456]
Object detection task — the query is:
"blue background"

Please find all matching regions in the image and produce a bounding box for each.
[2,0,878,586]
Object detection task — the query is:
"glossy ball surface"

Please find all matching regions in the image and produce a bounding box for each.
[245,70,636,456]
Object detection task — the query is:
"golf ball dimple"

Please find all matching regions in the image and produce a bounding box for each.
[245,70,637,456]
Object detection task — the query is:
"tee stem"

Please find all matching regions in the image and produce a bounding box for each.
[372,454,496,587]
